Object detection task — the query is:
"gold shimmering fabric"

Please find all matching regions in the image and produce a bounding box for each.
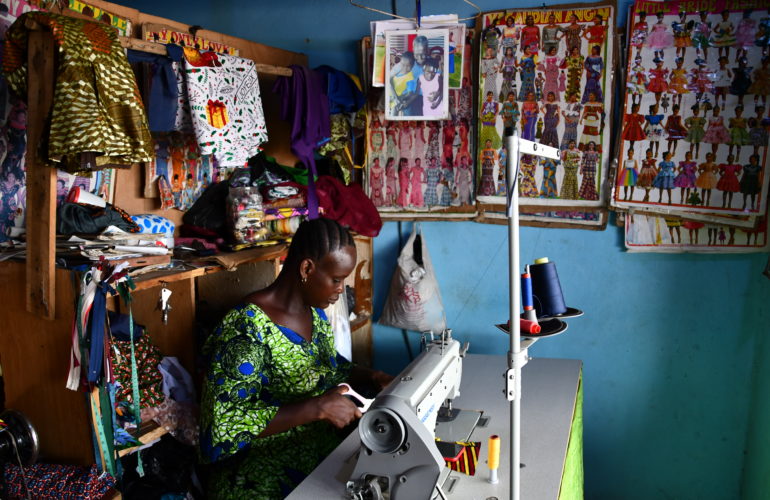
[3,12,153,172]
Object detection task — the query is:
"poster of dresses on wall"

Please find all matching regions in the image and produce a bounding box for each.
[475,2,616,218]
[624,211,768,252]
[612,0,770,218]
[363,31,477,218]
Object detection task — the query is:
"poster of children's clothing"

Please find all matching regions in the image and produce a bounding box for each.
[614,0,770,217]
[475,3,615,211]
[365,30,477,217]
[146,133,217,211]
[625,212,768,252]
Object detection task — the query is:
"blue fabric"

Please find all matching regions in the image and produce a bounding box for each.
[127,45,183,132]
[87,282,110,383]
[314,65,365,114]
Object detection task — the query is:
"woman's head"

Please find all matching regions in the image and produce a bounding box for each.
[727,153,735,162]
[547,91,556,102]
[507,91,515,102]
[587,141,596,151]
[706,152,715,161]
[591,45,600,56]
[486,91,494,101]
[548,46,557,56]
[285,218,356,308]
[385,157,395,168]
[672,104,680,114]
[627,148,634,158]
[685,150,692,160]
[750,154,759,164]
[646,148,653,158]
[663,151,672,160]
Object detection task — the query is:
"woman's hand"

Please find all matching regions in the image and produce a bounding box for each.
[315,386,362,428]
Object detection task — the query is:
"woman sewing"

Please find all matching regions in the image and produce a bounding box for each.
[200,218,393,499]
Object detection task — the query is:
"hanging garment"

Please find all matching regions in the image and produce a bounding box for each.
[3,12,153,172]
[127,45,184,132]
[182,47,268,167]
[272,65,331,218]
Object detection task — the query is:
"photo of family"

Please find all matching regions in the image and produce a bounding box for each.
[385,29,450,120]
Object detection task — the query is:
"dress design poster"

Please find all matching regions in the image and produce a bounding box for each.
[625,211,768,252]
[385,29,450,121]
[614,1,770,216]
[365,32,475,217]
[475,4,615,208]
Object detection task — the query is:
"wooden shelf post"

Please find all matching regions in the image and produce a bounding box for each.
[25,29,57,319]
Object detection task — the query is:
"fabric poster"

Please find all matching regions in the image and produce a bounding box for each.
[0,0,40,243]
[146,133,216,211]
[614,1,770,217]
[625,212,768,252]
[182,47,267,167]
[475,4,615,209]
[365,29,476,217]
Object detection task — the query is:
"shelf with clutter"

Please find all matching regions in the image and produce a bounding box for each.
[0,0,377,493]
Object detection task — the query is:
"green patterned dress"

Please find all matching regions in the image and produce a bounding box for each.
[200,304,352,499]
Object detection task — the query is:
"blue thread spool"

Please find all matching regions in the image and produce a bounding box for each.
[529,257,567,317]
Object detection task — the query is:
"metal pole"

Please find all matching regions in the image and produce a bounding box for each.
[506,134,521,500]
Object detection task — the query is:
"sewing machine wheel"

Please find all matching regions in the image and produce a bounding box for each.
[360,407,405,454]
[0,409,40,466]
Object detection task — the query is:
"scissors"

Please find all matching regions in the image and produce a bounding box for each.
[338,383,374,412]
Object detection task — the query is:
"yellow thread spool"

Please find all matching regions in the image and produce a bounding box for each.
[534,256,549,264]
[488,434,501,484]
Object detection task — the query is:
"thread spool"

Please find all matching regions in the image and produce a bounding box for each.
[487,434,500,484]
[530,257,567,317]
[521,269,538,322]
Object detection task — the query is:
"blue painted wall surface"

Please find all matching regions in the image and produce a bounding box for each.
[124,1,770,498]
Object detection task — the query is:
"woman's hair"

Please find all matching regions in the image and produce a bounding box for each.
[284,218,354,267]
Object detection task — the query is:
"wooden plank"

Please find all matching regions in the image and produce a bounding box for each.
[25,30,56,319]
[0,263,94,465]
[120,35,292,76]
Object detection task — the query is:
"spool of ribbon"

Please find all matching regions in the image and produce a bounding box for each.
[529,257,568,317]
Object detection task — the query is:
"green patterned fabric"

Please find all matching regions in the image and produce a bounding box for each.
[200,304,351,499]
[558,369,584,500]
[3,12,153,172]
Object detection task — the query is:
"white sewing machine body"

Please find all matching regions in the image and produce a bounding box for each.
[346,332,465,500]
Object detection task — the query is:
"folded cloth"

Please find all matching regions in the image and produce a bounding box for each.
[316,175,382,237]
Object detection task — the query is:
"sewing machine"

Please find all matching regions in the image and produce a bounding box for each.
[346,331,470,500]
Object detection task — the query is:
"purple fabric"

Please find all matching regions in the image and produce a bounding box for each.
[272,65,330,218]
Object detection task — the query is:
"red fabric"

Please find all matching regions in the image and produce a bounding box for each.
[315,175,382,237]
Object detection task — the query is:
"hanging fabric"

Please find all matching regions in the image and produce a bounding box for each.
[181,47,268,167]
[272,65,331,219]
[3,12,154,172]
[126,46,184,132]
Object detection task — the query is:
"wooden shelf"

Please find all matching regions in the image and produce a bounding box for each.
[117,422,169,457]
[131,243,288,291]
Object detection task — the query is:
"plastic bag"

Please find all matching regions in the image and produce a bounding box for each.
[326,288,352,362]
[379,224,446,333]
[226,186,269,244]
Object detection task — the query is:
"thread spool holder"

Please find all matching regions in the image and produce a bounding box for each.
[503,135,561,500]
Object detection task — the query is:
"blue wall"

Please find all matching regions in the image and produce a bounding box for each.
[124,1,770,498]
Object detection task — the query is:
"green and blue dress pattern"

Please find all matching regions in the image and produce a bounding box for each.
[200,304,351,499]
